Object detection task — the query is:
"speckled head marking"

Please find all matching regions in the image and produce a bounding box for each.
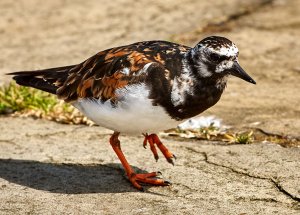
[187,36,240,78]
[198,36,239,57]
[186,36,255,84]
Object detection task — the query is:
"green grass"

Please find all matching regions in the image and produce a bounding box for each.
[234,131,254,144]
[224,131,254,144]
[0,82,91,125]
[199,122,219,139]
[0,82,60,114]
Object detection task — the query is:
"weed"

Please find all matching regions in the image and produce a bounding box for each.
[224,131,254,144]
[199,122,219,139]
[0,82,92,125]
[0,82,58,114]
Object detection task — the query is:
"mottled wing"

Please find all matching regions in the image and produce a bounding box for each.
[57,41,190,102]
[9,41,190,103]
[56,49,153,102]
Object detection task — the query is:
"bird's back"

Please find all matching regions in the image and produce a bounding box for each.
[9,40,190,103]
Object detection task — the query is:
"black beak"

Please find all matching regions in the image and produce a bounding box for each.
[230,61,256,84]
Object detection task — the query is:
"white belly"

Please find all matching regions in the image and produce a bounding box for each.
[72,84,181,134]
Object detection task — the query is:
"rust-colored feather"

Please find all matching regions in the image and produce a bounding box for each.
[10,40,191,103]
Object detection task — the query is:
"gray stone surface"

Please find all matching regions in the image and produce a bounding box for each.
[0,117,299,214]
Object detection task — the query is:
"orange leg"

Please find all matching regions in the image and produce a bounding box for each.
[109,132,170,191]
[143,133,176,165]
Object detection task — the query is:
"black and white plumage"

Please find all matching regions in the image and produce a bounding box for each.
[8,36,256,190]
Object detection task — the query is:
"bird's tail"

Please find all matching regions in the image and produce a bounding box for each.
[7,65,76,94]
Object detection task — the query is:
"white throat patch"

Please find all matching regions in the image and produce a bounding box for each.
[171,60,195,106]
[215,60,234,73]
[196,61,212,77]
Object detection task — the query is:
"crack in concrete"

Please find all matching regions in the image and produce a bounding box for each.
[197,0,275,33]
[0,139,22,149]
[24,131,68,138]
[225,0,274,21]
[0,139,16,144]
[174,0,276,42]
[184,146,300,204]
[23,129,109,139]
[243,21,300,31]
[272,180,300,203]
[236,196,279,203]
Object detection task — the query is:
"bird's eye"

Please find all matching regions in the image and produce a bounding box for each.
[219,56,229,61]
[210,53,220,62]
[210,53,229,62]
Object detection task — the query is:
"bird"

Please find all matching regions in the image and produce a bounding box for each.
[8,36,256,191]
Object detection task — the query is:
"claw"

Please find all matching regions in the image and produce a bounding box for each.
[143,134,175,165]
[167,157,175,166]
[167,154,176,165]
[128,172,171,190]
[164,181,171,186]
[143,136,148,149]
[110,132,171,191]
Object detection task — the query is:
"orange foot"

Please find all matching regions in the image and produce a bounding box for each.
[110,132,171,191]
[128,171,171,191]
[143,133,176,165]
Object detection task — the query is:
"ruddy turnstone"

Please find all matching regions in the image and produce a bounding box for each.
[8,36,256,190]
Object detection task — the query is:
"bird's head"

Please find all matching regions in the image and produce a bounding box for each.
[190,36,256,84]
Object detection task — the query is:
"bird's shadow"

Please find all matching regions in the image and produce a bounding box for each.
[0,159,154,194]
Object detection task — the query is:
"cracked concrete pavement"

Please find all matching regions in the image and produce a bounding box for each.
[0,0,300,214]
[0,117,299,214]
